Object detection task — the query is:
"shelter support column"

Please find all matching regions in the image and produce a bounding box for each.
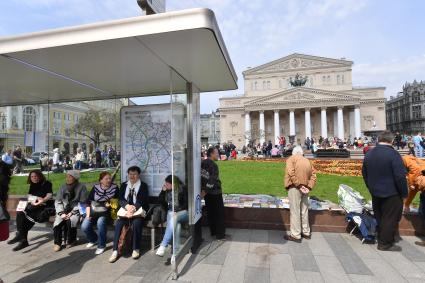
[259,111,265,144]
[354,106,361,138]
[274,110,280,145]
[245,111,251,146]
[337,106,344,140]
[305,108,311,139]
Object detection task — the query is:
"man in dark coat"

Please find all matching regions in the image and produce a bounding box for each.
[362,131,407,251]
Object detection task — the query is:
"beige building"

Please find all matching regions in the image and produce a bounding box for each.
[219,53,386,148]
[0,99,129,155]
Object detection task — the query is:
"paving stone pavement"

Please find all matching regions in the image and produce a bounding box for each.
[2,226,425,282]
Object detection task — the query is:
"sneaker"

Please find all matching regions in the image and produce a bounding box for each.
[156,245,166,257]
[13,240,29,251]
[377,244,402,252]
[109,251,118,263]
[7,234,21,245]
[132,250,140,259]
[53,244,61,252]
[95,248,105,255]
[86,242,97,248]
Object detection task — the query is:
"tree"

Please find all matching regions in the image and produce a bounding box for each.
[73,108,117,148]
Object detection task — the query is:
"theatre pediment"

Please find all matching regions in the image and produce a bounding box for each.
[245,87,360,106]
[243,53,353,75]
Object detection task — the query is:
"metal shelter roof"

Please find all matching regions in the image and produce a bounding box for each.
[0,8,237,106]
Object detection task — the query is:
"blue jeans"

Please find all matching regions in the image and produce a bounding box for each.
[415,145,424,158]
[75,160,82,170]
[161,210,189,252]
[81,216,108,249]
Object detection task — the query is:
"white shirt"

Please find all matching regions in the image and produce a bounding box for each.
[125,179,141,204]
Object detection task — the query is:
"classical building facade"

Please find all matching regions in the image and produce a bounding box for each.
[219,53,386,148]
[386,80,425,134]
[0,99,129,155]
[200,110,220,146]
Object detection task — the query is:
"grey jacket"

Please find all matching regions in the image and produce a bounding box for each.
[54,181,87,227]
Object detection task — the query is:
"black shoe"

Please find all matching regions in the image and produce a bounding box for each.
[415,241,425,247]
[13,241,29,251]
[7,234,21,245]
[284,235,302,243]
[377,244,402,252]
[302,234,311,240]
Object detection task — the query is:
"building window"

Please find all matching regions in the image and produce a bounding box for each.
[64,113,70,121]
[413,105,422,119]
[263,81,266,89]
[267,81,271,89]
[254,81,258,90]
[322,76,326,84]
[327,75,331,84]
[23,106,36,132]
[0,113,6,130]
[341,74,345,84]
[279,80,282,89]
[337,75,340,84]
[53,112,61,119]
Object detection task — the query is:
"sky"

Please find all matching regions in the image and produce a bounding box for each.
[0,0,424,113]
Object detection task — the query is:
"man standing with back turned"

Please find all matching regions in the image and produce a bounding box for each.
[201,147,226,240]
[362,131,407,251]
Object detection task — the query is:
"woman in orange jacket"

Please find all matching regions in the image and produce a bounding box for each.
[402,154,425,212]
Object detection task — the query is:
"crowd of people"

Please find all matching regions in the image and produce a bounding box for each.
[0,144,120,175]
[0,145,227,275]
[3,130,425,283]
[0,165,194,266]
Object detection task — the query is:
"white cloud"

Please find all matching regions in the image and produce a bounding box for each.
[353,54,425,97]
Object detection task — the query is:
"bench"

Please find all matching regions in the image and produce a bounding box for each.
[7,196,166,251]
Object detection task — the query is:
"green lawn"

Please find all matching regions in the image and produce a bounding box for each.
[218,161,370,204]
[9,161,417,206]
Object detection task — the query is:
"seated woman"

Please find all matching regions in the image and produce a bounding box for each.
[82,171,119,255]
[8,169,54,251]
[156,175,188,257]
[109,166,149,263]
[53,170,87,252]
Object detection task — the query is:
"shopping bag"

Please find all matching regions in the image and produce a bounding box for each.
[337,184,365,213]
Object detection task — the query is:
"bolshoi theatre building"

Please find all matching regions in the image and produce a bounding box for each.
[219,53,386,148]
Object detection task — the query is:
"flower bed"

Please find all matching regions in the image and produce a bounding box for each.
[311,160,362,176]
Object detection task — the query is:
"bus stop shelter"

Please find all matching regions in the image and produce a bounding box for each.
[0,8,237,279]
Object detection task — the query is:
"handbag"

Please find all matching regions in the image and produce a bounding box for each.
[117,220,133,256]
[0,200,10,222]
[90,201,109,218]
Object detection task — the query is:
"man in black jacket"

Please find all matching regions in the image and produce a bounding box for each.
[362,131,407,251]
[201,147,226,240]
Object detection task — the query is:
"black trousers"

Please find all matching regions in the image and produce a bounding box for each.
[16,212,35,240]
[53,220,77,246]
[205,193,225,239]
[372,195,403,248]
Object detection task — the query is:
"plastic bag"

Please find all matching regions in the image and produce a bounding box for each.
[337,184,365,213]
